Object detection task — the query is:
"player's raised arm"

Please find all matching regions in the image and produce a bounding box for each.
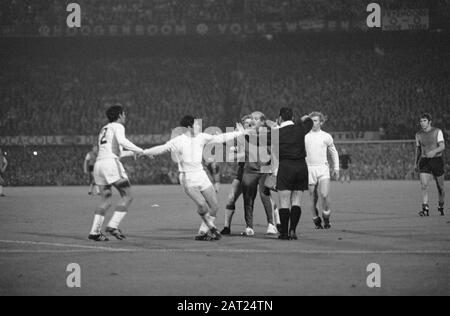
[300,115,314,133]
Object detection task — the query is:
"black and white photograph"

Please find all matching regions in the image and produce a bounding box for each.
[0,0,449,299]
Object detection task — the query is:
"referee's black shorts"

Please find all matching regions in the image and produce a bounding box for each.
[419,157,445,178]
[277,159,309,191]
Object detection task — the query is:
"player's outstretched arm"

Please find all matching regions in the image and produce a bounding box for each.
[299,115,313,132]
[143,143,172,157]
[206,123,247,145]
[115,124,143,154]
[121,151,138,159]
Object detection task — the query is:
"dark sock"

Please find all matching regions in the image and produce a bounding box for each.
[279,209,290,236]
[289,206,301,233]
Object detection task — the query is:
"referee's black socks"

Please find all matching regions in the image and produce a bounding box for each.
[279,209,290,237]
[290,206,302,233]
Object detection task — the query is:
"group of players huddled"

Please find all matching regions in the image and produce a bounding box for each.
[85,105,445,242]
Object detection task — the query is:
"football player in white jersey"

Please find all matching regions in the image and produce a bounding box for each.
[142,115,247,241]
[305,112,339,229]
[88,105,144,242]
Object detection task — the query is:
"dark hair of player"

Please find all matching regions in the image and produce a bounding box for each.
[420,113,432,122]
[106,105,124,122]
[279,107,294,122]
[180,115,196,128]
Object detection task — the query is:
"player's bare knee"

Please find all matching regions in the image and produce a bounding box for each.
[95,205,109,216]
[197,203,209,216]
[210,203,219,215]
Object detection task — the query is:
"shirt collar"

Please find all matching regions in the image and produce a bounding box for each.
[280,120,295,128]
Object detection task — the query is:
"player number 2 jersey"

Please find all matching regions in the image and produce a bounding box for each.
[96,122,142,161]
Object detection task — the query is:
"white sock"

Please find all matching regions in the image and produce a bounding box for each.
[90,215,105,235]
[323,210,331,219]
[94,185,100,195]
[273,208,280,225]
[198,221,209,235]
[108,212,127,229]
[202,213,216,230]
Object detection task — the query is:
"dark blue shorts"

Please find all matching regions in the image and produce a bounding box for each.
[419,157,444,177]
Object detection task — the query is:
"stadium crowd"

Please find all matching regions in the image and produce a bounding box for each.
[1,0,447,27]
[2,142,449,186]
[1,1,449,185]
[1,45,449,139]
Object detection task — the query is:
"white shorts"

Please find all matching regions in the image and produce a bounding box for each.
[94,159,129,186]
[179,170,213,192]
[308,165,330,186]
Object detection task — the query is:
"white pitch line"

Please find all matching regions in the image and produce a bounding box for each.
[0,240,449,255]
[0,240,133,252]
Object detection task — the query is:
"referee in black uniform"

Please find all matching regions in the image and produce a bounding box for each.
[274,108,313,240]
